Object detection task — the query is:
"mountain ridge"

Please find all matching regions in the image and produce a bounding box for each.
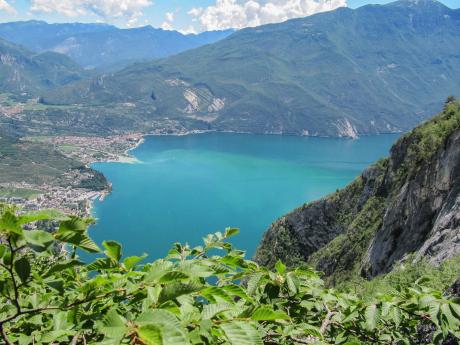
[37,0,460,137]
[0,37,86,96]
[0,21,234,70]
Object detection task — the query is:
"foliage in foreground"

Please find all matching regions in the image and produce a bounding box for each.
[0,206,460,344]
[341,255,460,303]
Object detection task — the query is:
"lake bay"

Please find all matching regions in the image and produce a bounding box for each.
[90,133,399,258]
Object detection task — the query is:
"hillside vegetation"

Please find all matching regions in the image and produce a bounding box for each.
[40,0,460,137]
[0,133,79,185]
[256,98,460,287]
[0,206,459,344]
[0,131,108,192]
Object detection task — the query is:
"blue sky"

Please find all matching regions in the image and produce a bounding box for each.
[0,0,458,33]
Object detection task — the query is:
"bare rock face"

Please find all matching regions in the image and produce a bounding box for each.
[255,102,460,280]
[362,130,460,277]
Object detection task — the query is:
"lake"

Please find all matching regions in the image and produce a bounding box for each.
[90,133,399,259]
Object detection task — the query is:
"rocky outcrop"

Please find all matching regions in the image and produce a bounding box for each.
[255,100,460,281]
[362,129,460,276]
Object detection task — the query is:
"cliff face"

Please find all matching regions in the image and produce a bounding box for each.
[255,100,460,282]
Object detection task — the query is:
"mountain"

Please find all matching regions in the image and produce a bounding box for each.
[39,0,460,137]
[0,21,234,70]
[255,98,460,284]
[0,37,85,96]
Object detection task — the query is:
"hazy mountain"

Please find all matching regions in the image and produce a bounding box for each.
[40,0,460,137]
[0,37,85,96]
[0,21,234,70]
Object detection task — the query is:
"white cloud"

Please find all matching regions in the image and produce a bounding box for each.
[161,21,173,30]
[188,0,347,31]
[161,11,176,31]
[165,11,174,22]
[0,0,17,15]
[179,25,198,35]
[30,0,153,26]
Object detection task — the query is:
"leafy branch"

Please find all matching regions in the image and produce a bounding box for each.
[0,206,458,344]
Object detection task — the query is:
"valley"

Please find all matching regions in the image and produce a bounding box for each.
[1,0,460,342]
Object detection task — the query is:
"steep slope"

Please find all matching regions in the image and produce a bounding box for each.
[0,37,85,96]
[41,0,460,137]
[255,98,460,284]
[0,21,233,70]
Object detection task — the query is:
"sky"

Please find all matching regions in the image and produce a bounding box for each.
[0,0,458,33]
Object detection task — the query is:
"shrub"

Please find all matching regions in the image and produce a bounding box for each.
[0,205,459,344]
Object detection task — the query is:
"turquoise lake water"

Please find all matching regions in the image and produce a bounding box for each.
[90,133,399,259]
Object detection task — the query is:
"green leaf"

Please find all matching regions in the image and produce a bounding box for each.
[159,271,189,283]
[0,244,6,258]
[247,272,264,296]
[57,217,93,233]
[99,309,127,340]
[392,306,402,326]
[222,285,252,301]
[286,272,300,295]
[14,257,31,283]
[158,281,203,304]
[365,304,380,331]
[86,258,116,271]
[55,231,100,253]
[449,301,460,319]
[23,230,54,251]
[0,211,22,234]
[144,260,174,282]
[201,286,233,303]
[220,255,246,269]
[123,254,147,270]
[441,303,460,329]
[136,310,190,345]
[251,307,290,321]
[221,321,263,345]
[224,228,240,238]
[202,303,232,320]
[43,259,83,277]
[138,324,163,344]
[428,302,441,326]
[103,240,122,262]
[46,279,64,293]
[275,260,286,275]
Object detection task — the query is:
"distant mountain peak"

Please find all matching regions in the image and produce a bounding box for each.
[389,0,448,9]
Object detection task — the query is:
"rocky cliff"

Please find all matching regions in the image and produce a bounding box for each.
[255,99,460,284]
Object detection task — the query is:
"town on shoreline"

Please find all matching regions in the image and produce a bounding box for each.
[0,129,213,219]
[0,133,144,218]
